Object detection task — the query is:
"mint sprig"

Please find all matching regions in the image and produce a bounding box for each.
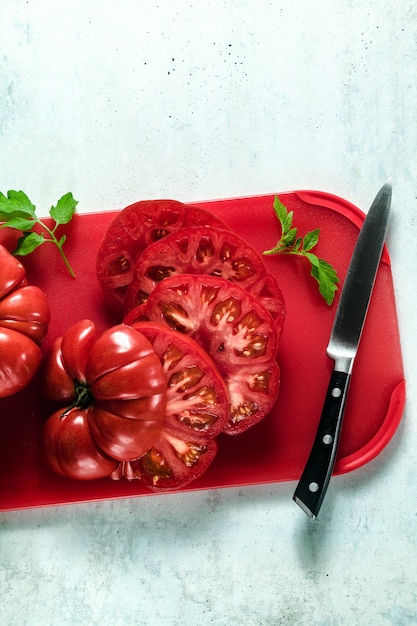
[0,190,77,277]
[263,195,339,305]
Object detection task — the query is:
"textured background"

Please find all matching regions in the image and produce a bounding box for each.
[1,1,416,624]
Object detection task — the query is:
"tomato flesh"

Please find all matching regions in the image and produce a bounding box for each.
[96,200,231,317]
[142,274,280,435]
[124,225,285,332]
[130,321,229,439]
[113,424,218,491]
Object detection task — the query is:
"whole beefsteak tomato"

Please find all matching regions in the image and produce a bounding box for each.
[42,408,118,480]
[0,245,50,398]
[42,320,167,473]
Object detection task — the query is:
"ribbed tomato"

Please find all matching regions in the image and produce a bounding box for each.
[0,245,50,398]
[140,274,280,435]
[42,408,118,480]
[112,321,228,489]
[96,199,231,317]
[42,320,167,469]
[124,225,285,332]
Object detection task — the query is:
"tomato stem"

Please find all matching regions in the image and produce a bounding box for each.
[61,380,93,416]
[73,380,93,409]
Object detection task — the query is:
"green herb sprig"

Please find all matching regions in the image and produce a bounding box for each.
[0,190,78,277]
[263,195,339,305]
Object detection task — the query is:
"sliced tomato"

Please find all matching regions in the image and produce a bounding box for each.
[123,304,150,326]
[129,321,229,439]
[109,321,228,490]
[142,274,280,435]
[124,225,286,333]
[112,424,218,491]
[96,199,231,317]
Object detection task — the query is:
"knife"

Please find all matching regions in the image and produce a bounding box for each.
[293,180,392,519]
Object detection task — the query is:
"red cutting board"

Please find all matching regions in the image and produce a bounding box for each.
[0,191,405,510]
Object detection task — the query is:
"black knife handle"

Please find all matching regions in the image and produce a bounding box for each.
[293,370,351,519]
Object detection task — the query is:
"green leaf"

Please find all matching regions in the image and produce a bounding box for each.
[281,227,298,248]
[303,228,320,252]
[0,188,77,276]
[263,197,297,254]
[50,192,78,225]
[0,190,37,216]
[272,195,293,234]
[0,215,37,230]
[13,231,45,256]
[263,195,340,305]
[306,253,339,305]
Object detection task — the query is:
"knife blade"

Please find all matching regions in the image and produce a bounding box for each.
[293,180,392,519]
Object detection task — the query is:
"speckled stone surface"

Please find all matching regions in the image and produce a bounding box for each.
[1,2,416,624]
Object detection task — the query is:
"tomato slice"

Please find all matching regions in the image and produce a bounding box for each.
[129,321,229,439]
[96,199,231,317]
[142,274,280,435]
[123,303,150,326]
[124,225,286,333]
[112,425,218,491]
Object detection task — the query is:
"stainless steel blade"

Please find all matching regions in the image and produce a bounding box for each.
[327,179,392,374]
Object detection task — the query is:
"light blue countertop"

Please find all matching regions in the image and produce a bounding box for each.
[1,2,416,624]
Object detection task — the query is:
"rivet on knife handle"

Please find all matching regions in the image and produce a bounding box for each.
[293,179,392,519]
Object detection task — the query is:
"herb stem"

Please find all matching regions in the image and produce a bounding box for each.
[39,219,76,278]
